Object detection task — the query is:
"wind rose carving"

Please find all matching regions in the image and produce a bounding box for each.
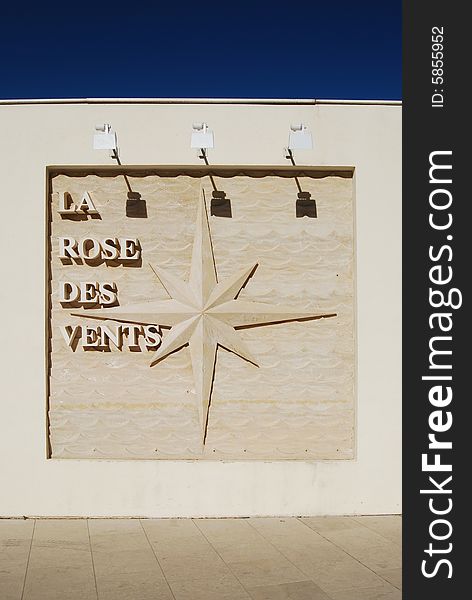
[74,193,336,444]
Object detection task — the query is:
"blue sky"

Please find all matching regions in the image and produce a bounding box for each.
[0,2,401,100]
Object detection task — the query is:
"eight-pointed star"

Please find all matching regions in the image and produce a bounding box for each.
[74,192,336,444]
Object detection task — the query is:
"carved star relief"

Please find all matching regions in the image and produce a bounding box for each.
[76,193,336,445]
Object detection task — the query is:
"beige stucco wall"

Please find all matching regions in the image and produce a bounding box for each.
[0,100,401,517]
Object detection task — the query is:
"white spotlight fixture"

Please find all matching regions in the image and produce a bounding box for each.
[191,122,214,151]
[288,123,313,151]
[93,123,118,153]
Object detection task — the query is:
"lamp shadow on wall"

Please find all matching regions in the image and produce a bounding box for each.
[126,190,148,218]
[210,190,232,218]
[296,189,317,218]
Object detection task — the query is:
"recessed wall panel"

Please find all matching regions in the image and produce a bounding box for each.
[47,169,355,459]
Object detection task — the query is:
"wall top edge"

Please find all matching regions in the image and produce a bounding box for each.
[47,164,355,180]
[0,97,402,106]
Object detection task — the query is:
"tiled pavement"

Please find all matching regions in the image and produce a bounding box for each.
[0,516,401,600]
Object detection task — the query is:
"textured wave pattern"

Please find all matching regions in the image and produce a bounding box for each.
[48,174,355,459]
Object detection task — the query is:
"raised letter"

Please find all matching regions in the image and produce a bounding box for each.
[99,325,122,349]
[60,325,81,348]
[83,326,100,348]
[76,192,99,214]
[59,282,79,303]
[101,238,119,260]
[124,325,142,349]
[79,282,99,304]
[59,237,78,259]
[78,238,100,260]
[144,325,162,348]
[119,238,141,261]
[58,192,75,214]
[99,282,117,306]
